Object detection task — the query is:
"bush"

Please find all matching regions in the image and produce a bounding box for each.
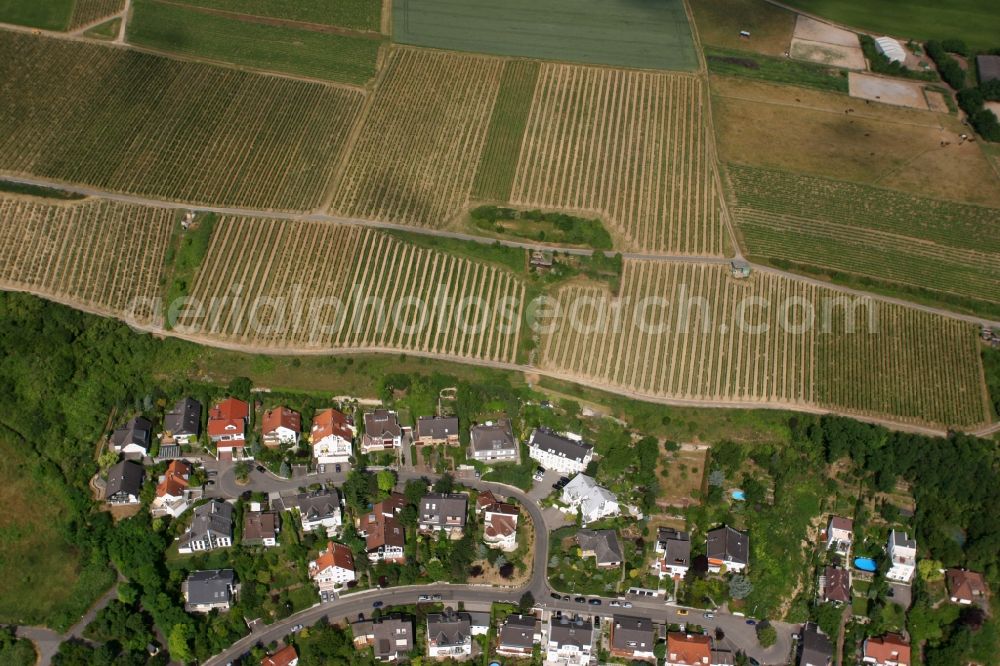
[756,622,777,647]
[940,38,969,57]
[925,41,965,89]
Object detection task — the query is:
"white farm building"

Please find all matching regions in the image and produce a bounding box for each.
[874,37,906,64]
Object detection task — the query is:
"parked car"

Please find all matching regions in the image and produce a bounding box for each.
[335,463,342,473]
[551,592,562,600]
[318,464,326,474]
[474,469,481,479]
[676,609,688,616]
[432,594,442,601]
[703,612,715,619]
[745,619,756,625]
[574,597,586,603]
[622,602,633,608]
[418,595,431,602]
[373,601,384,608]
[533,467,546,481]
[256,465,265,473]
[291,624,303,632]
[609,600,621,607]
[588,599,601,605]
[562,595,570,601]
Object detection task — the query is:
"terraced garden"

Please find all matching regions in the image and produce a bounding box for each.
[511,64,726,254]
[0,32,363,210]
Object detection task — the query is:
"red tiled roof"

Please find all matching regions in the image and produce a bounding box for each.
[311,408,354,442]
[366,513,405,550]
[666,632,711,664]
[262,406,301,436]
[312,541,355,576]
[376,492,408,516]
[865,633,910,665]
[829,516,854,532]
[209,397,249,421]
[477,490,498,512]
[485,514,517,539]
[208,418,245,440]
[261,644,297,666]
[156,460,191,498]
[824,566,851,603]
[946,569,986,602]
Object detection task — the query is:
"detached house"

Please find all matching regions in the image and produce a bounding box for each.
[706,526,749,573]
[178,500,233,553]
[826,516,854,557]
[863,633,910,666]
[469,419,519,463]
[665,632,711,666]
[208,397,250,461]
[415,416,459,445]
[419,492,467,536]
[151,460,201,518]
[497,614,540,657]
[362,409,402,453]
[528,428,593,474]
[820,566,851,604]
[483,502,520,551]
[243,509,280,547]
[106,460,144,505]
[609,615,655,662]
[799,622,833,666]
[311,408,355,464]
[261,645,298,666]
[946,569,986,605]
[354,615,414,662]
[360,497,406,563]
[576,528,623,568]
[309,541,356,592]
[162,397,201,446]
[110,416,153,457]
[654,528,691,580]
[261,406,300,447]
[291,488,342,535]
[561,474,619,524]
[885,530,916,583]
[426,611,477,659]
[546,614,593,665]
[183,569,237,613]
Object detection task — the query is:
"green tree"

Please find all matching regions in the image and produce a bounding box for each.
[433,473,455,494]
[519,591,535,611]
[756,622,776,648]
[729,575,753,600]
[168,623,193,664]
[234,461,250,483]
[377,470,397,494]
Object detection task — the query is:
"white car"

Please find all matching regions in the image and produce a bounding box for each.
[622,602,633,608]
[418,595,431,601]
[609,600,621,607]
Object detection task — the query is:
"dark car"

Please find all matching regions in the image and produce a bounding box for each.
[373,601,384,609]
[551,593,562,600]
[335,463,342,473]
[256,465,265,473]
[574,596,585,603]
[588,598,601,605]
[745,619,756,625]
[240,490,252,501]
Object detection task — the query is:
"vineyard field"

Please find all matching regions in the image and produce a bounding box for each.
[70,0,124,29]
[0,32,363,210]
[471,60,540,203]
[182,217,525,363]
[511,64,726,255]
[329,48,503,227]
[171,0,381,31]
[0,196,174,322]
[729,165,1000,306]
[128,0,381,85]
[538,260,989,428]
[0,0,73,30]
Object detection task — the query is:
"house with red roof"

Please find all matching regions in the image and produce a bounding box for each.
[309,541,356,592]
[151,460,201,518]
[208,397,250,461]
[482,500,519,552]
[262,406,301,447]
[261,644,298,666]
[946,569,987,605]
[311,408,355,464]
[665,632,711,665]
[862,633,910,666]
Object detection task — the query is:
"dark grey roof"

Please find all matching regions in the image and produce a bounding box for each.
[549,615,593,649]
[184,500,233,541]
[427,612,471,647]
[165,398,201,437]
[420,493,467,528]
[529,428,592,462]
[499,614,537,649]
[364,410,401,438]
[470,419,516,452]
[890,529,916,549]
[185,569,234,605]
[416,416,458,440]
[658,528,691,567]
[800,622,832,666]
[110,416,152,450]
[977,55,1000,83]
[373,615,413,658]
[106,460,144,497]
[577,528,623,565]
[294,488,340,520]
[611,615,654,651]
[713,648,736,665]
[707,526,749,565]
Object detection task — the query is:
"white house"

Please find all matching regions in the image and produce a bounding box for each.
[290,489,342,536]
[546,615,594,665]
[654,528,691,580]
[261,406,300,448]
[886,530,916,583]
[110,416,152,457]
[183,569,237,614]
[178,501,233,554]
[426,612,473,658]
[309,541,356,592]
[361,409,402,453]
[561,474,619,524]
[496,614,540,657]
[208,397,250,461]
[483,503,520,551]
[469,419,519,463]
[528,428,593,475]
[311,408,355,464]
[105,460,144,505]
[706,525,749,574]
[826,516,854,558]
[151,460,202,518]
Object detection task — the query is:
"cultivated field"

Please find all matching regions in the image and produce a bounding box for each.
[0,196,174,321]
[69,0,124,29]
[538,260,989,428]
[393,0,697,71]
[171,0,381,31]
[689,0,795,57]
[471,60,541,203]
[0,0,74,30]
[329,48,504,227]
[0,32,363,210]
[183,217,525,363]
[128,0,381,84]
[511,64,726,255]
[728,165,1000,307]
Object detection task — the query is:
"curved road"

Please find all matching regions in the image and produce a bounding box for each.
[202,464,794,665]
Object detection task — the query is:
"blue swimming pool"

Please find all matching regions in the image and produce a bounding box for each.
[854,557,877,572]
[731,490,746,501]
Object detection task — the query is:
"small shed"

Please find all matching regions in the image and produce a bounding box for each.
[874,37,906,64]
[977,55,1000,84]
[530,250,554,269]
[730,259,751,279]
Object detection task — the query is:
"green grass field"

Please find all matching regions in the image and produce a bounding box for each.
[128,0,380,84]
[393,0,698,71]
[779,0,1000,50]
[471,60,539,202]
[172,0,380,31]
[706,47,849,92]
[84,16,121,39]
[729,165,1000,315]
[0,0,73,29]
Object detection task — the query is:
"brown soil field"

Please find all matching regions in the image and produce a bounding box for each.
[688,0,795,57]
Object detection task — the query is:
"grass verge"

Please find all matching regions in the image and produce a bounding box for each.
[706,47,849,92]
